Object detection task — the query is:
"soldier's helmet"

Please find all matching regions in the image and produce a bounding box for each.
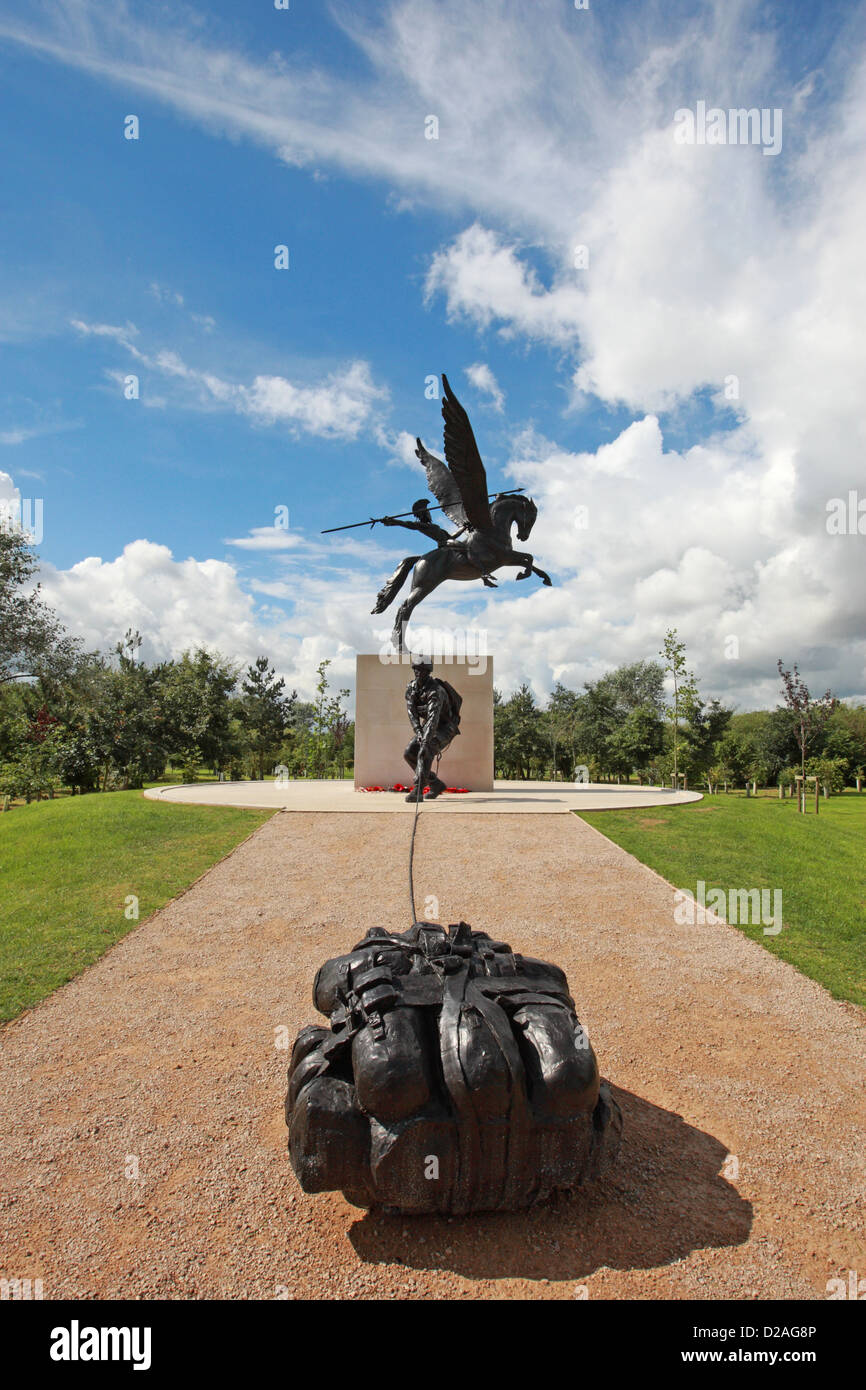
[411,498,433,521]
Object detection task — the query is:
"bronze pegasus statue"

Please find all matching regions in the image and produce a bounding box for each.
[372,373,552,651]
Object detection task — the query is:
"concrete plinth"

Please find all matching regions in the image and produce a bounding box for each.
[353,654,494,790]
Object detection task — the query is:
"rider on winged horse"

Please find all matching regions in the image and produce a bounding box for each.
[371,373,552,652]
[376,499,498,588]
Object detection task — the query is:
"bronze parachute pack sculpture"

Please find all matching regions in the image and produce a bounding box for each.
[287,919,621,1215]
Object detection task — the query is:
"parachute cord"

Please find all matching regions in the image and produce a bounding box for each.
[408,781,423,927]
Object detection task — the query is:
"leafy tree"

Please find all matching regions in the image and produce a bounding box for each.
[161,648,239,774]
[776,661,838,813]
[753,708,800,783]
[0,527,81,685]
[659,629,699,787]
[494,684,546,779]
[0,681,28,762]
[544,682,582,779]
[805,755,847,796]
[820,706,866,784]
[308,660,351,778]
[681,696,732,783]
[572,682,616,778]
[594,660,665,713]
[605,704,665,781]
[576,661,666,781]
[239,657,296,778]
[826,703,866,778]
[744,751,773,795]
[0,704,63,806]
[46,727,102,795]
[712,730,752,787]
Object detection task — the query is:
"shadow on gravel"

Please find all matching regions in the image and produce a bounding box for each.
[348,1086,753,1282]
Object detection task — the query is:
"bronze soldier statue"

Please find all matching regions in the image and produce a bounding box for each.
[404,658,462,802]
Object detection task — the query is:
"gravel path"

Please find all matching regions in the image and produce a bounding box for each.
[1,810,863,1300]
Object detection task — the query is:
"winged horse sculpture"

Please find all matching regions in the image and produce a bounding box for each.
[369,374,552,653]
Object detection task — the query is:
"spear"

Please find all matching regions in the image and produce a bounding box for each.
[321,488,525,534]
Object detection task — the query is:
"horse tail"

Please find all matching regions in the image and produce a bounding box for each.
[371,555,420,614]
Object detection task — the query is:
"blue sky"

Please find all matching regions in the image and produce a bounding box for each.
[1,0,864,707]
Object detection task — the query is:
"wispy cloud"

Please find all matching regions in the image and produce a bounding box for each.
[71,318,390,439]
[465,361,505,412]
[0,419,83,446]
[225,527,303,552]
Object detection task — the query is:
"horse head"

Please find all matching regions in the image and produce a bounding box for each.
[491,493,537,543]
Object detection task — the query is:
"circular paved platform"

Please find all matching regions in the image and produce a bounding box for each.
[143,778,703,813]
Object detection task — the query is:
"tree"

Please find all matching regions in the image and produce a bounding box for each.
[776,661,838,813]
[308,660,351,778]
[597,662,666,780]
[754,707,800,784]
[713,729,752,788]
[0,527,81,685]
[0,708,61,807]
[573,662,665,782]
[605,705,665,782]
[821,705,866,784]
[805,755,847,797]
[660,630,699,787]
[573,682,616,778]
[161,648,239,774]
[239,657,295,779]
[682,696,732,784]
[544,683,582,779]
[594,660,665,713]
[494,684,545,779]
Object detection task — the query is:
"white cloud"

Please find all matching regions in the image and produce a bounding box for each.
[495,417,866,705]
[72,318,389,440]
[427,227,583,344]
[33,538,354,702]
[71,319,141,351]
[0,470,21,505]
[465,362,504,412]
[1,424,55,446]
[148,282,184,307]
[242,361,387,438]
[374,427,424,470]
[37,541,263,665]
[225,527,303,552]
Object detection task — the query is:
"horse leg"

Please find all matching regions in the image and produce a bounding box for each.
[390,557,446,652]
[392,580,428,653]
[508,551,552,586]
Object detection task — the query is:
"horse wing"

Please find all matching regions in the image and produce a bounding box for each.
[440,374,493,532]
[415,437,467,528]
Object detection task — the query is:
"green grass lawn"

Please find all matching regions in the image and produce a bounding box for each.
[580,792,866,1008]
[0,792,274,1024]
